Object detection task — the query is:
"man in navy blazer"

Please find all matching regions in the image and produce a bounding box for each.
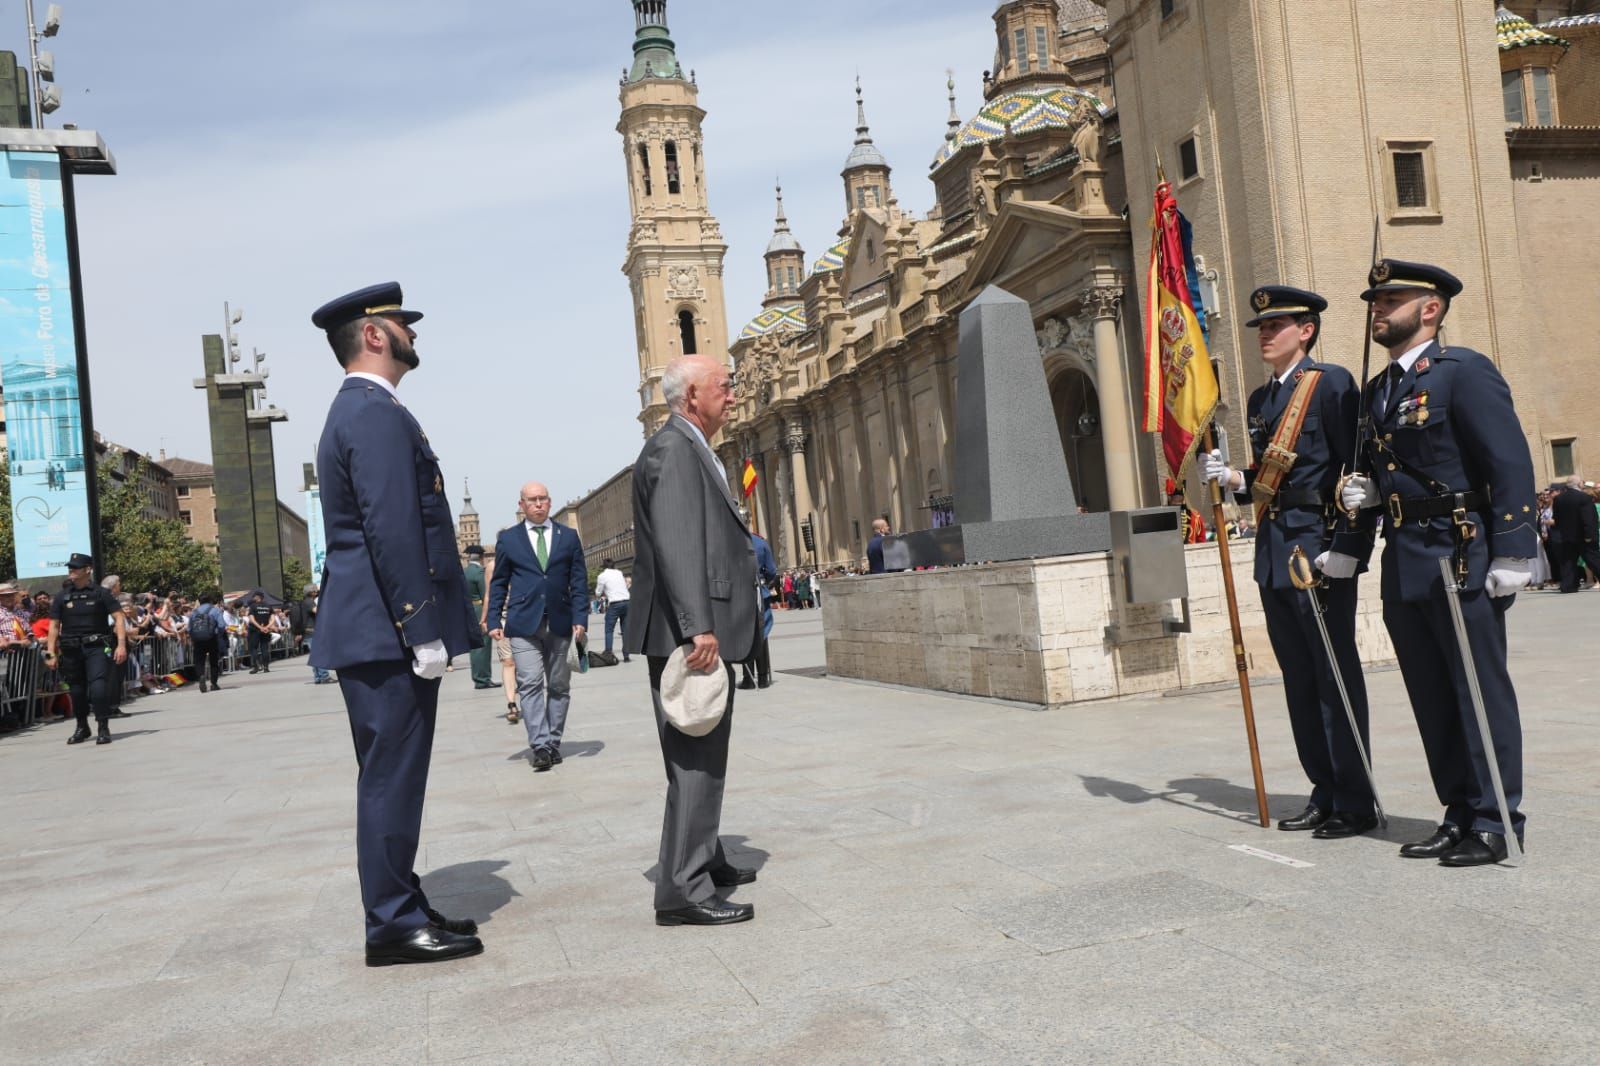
[310,282,483,966]
[487,481,589,771]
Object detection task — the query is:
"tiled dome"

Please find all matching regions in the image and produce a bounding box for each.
[931,86,1109,172]
[1496,6,1569,51]
[738,303,807,341]
[811,235,851,276]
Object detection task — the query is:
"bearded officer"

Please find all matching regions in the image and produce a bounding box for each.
[311,282,485,963]
[1203,286,1376,838]
[1340,260,1536,867]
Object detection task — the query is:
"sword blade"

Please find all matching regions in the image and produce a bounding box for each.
[1302,585,1386,828]
[1437,557,1523,866]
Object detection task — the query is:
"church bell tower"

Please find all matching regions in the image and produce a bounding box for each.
[618,0,731,436]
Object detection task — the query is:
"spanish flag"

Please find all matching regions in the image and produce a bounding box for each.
[741,459,758,498]
[1142,177,1219,484]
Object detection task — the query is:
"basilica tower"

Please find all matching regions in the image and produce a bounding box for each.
[618,0,731,436]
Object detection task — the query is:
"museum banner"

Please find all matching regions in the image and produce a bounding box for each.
[0,149,94,579]
[1141,178,1218,483]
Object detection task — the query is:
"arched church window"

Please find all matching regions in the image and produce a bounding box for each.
[665,141,682,194]
[638,144,653,197]
[678,309,698,354]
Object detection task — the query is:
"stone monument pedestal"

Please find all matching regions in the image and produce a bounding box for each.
[822,539,1395,705]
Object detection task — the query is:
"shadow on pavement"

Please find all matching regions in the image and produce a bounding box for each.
[422,859,520,925]
[504,739,606,764]
[640,834,771,885]
[102,729,161,742]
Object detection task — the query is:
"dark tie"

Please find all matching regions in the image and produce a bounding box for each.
[1381,363,1405,416]
[1268,380,1281,405]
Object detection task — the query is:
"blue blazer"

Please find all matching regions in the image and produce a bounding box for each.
[1356,341,1537,602]
[309,377,480,670]
[752,533,777,637]
[486,520,589,638]
[1233,358,1373,589]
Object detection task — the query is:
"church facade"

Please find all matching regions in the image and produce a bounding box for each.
[615,0,1600,570]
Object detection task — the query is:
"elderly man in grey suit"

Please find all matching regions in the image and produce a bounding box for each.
[626,354,760,927]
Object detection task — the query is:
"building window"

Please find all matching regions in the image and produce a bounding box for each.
[1531,67,1554,125]
[1392,153,1427,208]
[1015,28,1029,73]
[664,141,682,195]
[176,484,189,497]
[1382,139,1440,219]
[787,265,797,289]
[179,510,192,526]
[678,308,698,355]
[1161,0,1176,16]
[1502,70,1526,125]
[1178,135,1200,182]
[1552,438,1577,478]
[1035,25,1050,69]
[855,186,866,209]
[638,143,652,196]
[866,238,876,262]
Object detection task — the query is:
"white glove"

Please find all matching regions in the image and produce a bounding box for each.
[1340,474,1380,512]
[1314,551,1360,579]
[1200,449,1241,492]
[1485,558,1532,598]
[411,638,449,679]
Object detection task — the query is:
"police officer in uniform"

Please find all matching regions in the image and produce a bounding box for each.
[1203,286,1377,837]
[45,553,128,746]
[464,546,495,689]
[310,282,484,964]
[1340,260,1536,867]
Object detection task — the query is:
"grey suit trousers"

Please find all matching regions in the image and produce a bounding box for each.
[649,654,735,910]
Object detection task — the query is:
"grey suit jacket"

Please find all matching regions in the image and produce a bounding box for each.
[625,415,758,662]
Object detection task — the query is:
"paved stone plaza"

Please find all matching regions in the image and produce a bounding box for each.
[3,592,1598,1064]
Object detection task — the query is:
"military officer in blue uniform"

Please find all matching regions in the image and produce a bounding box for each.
[310,282,486,964]
[1203,286,1377,838]
[1340,260,1536,867]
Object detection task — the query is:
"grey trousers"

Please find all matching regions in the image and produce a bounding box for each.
[649,655,735,910]
[510,626,572,752]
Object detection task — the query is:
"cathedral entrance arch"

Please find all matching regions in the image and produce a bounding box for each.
[1045,357,1106,513]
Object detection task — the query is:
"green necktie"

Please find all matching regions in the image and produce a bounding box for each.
[536,526,548,569]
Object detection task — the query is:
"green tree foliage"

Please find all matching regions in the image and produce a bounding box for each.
[281,556,311,601]
[97,460,220,596]
[0,463,15,583]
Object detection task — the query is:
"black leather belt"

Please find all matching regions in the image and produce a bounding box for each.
[1272,487,1327,509]
[1386,490,1484,524]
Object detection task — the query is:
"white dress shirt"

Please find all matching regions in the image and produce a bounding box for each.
[524,519,553,560]
[346,371,398,398]
[595,568,630,603]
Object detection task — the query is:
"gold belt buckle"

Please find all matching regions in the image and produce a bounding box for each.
[1387,493,1404,528]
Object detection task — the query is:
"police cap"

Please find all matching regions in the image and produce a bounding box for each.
[66,552,94,570]
[310,281,424,333]
[464,545,485,557]
[1361,259,1463,303]
[1245,285,1327,328]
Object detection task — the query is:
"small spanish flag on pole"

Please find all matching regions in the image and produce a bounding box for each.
[742,458,760,535]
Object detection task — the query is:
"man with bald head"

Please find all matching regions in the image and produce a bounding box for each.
[628,354,760,926]
[487,481,589,770]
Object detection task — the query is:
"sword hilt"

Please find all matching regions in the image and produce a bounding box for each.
[1288,546,1321,591]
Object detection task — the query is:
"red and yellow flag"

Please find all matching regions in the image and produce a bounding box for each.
[741,459,758,498]
[1142,179,1219,483]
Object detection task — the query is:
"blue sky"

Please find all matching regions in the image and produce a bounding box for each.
[50,0,999,528]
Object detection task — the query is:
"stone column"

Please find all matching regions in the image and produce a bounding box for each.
[1086,284,1138,512]
[876,370,903,530]
[772,445,794,566]
[785,418,813,562]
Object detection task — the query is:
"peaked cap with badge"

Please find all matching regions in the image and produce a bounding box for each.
[1245,285,1329,328]
[1360,259,1463,303]
[311,281,424,333]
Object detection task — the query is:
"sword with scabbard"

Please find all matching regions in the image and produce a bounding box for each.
[1336,216,1383,523]
[1288,546,1386,828]
[1437,556,1524,866]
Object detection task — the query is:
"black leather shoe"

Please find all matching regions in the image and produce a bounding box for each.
[1399,824,1465,859]
[425,907,479,936]
[757,677,773,689]
[198,680,208,693]
[1439,830,1516,867]
[67,726,91,745]
[623,656,632,663]
[532,748,552,771]
[548,748,563,766]
[655,899,755,926]
[96,726,112,745]
[737,676,756,690]
[710,865,757,887]
[1277,804,1329,831]
[1312,812,1379,839]
[365,926,484,967]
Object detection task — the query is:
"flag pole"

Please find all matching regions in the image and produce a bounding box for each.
[1201,426,1270,828]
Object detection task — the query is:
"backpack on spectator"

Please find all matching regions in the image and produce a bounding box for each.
[189,607,219,642]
